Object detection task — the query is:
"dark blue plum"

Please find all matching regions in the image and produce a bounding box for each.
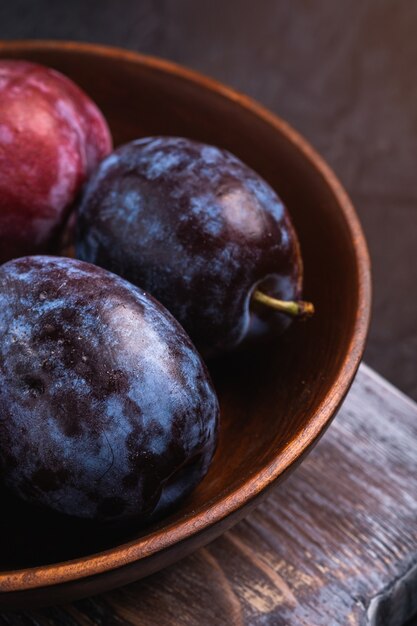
[75,137,304,358]
[0,256,219,522]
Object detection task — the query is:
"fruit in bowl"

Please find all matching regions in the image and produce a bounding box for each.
[0,42,370,609]
[76,136,313,358]
[0,58,313,528]
[0,256,219,522]
[0,60,112,264]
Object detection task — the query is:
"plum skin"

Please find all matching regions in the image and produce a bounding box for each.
[0,60,112,264]
[76,137,303,358]
[0,256,219,522]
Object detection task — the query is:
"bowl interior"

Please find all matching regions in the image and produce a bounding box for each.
[0,43,370,573]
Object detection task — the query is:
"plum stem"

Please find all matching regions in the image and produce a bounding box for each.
[253,290,315,319]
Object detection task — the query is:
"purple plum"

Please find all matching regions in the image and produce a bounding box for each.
[75,137,311,358]
[0,256,219,522]
[0,60,112,264]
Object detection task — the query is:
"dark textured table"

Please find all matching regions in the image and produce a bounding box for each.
[1,0,416,400]
[1,2,416,624]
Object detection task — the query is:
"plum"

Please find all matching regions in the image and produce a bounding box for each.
[76,136,313,358]
[0,256,219,522]
[0,60,112,264]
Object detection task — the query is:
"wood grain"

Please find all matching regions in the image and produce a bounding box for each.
[1,364,415,625]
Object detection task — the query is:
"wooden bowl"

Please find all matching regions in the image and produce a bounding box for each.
[0,40,371,608]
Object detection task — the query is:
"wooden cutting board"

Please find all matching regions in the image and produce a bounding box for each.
[1,363,416,625]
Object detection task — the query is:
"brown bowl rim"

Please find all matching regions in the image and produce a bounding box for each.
[0,39,371,592]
